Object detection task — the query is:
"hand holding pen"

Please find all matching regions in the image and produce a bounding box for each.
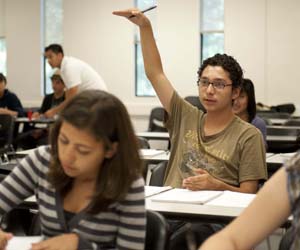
[113,6,157,26]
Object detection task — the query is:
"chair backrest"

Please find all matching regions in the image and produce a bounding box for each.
[184,96,206,112]
[285,119,300,127]
[278,227,294,250]
[267,127,300,153]
[137,136,150,149]
[149,161,168,186]
[148,107,168,132]
[0,114,15,149]
[145,210,169,250]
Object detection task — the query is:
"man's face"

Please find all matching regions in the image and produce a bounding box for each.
[198,66,240,113]
[45,50,63,68]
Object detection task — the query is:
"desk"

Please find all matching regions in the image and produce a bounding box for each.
[136,131,169,140]
[15,117,55,124]
[266,135,299,143]
[268,118,289,125]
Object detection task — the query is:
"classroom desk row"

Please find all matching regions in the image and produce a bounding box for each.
[137,131,300,144]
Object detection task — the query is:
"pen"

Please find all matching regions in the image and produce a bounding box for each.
[129,5,157,18]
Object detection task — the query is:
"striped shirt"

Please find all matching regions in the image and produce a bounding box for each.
[0,146,146,250]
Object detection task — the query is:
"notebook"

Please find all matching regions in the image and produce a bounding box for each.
[151,188,223,204]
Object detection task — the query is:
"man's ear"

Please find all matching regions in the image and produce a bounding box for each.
[105,142,118,159]
[232,87,241,101]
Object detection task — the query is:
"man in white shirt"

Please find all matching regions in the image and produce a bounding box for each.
[44,44,107,118]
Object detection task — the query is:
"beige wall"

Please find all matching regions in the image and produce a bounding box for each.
[2,0,300,131]
[0,0,5,36]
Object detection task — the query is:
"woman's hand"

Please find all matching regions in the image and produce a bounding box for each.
[0,229,13,250]
[112,8,151,27]
[31,233,79,250]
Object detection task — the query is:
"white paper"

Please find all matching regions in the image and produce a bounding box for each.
[151,188,223,204]
[6,236,43,250]
[139,149,166,157]
[145,186,172,197]
[206,190,256,207]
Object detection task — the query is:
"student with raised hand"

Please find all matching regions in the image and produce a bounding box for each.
[113,8,267,249]
[43,44,107,118]
[233,78,267,147]
[113,8,267,193]
[200,154,300,250]
[0,90,146,250]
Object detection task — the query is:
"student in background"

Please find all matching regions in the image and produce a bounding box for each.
[200,153,300,250]
[0,90,146,250]
[18,70,66,149]
[0,73,25,117]
[43,44,107,118]
[113,8,267,250]
[32,70,65,119]
[233,78,267,147]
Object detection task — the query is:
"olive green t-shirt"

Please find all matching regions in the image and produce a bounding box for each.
[164,92,267,188]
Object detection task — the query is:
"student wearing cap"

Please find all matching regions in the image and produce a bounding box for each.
[44,44,107,118]
[32,70,65,119]
[17,71,65,149]
[0,73,25,117]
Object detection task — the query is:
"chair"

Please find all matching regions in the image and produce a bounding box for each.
[0,114,15,149]
[148,107,168,132]
[278,227,294,250]
[184,96,206,112]
[137,136,150,149]
[149,161,168,186]
[285,119,300,127]
[267,127,300,153]
[145,210,170,250]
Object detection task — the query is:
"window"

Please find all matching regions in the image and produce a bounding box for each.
[42,0,63,94]
[135,0,157,97]
[0,38,6,75]
[200,0,224,62]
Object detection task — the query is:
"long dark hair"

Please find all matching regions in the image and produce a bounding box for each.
[47,90,142,213]
[241,78,256,122]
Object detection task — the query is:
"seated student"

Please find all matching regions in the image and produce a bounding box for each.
[32,70,65,119]
[233,78,267,147]
[17,71,66,149]
[0,73,25,117]
[200,153,300,250]
[0,90,146,250]
[113,8,267,250]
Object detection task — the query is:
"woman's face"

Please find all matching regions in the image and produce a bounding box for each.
[57,121,114,181]
[233,91,248,116]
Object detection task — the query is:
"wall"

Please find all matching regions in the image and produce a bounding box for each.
[225,0,300,109]
[2,0,300,130]
[0,0,4,36]
[5,0,42,104]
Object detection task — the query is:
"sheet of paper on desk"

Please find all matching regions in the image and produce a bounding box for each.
[7,236,43,250]
[145,185,172,197]
[139,149,166,157]
[151,188,223,204]
[206,191,256,207]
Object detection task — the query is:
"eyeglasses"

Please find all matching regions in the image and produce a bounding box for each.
[197,78,232,90]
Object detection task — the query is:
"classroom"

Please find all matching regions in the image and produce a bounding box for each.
[0,0,300,250]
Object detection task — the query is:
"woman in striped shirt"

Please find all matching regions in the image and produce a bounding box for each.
[0,90,146,250]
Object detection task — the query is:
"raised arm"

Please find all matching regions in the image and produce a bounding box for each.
[199,167,291,250]
[113,8,174,114]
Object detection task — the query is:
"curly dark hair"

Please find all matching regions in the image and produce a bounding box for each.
[197,53,244,88]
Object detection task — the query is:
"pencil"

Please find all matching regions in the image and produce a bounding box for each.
[129,5,157,18]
